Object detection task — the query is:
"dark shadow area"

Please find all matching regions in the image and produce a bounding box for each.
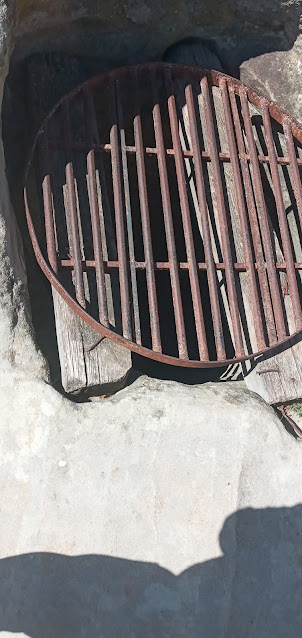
[163,4,300,80]
[2,53,92,393]
[9,48,234,391]
[2,5,301,394]
[1,505,302,636]
[163,37,223,71]
[275,404,300,440]
[131,352,225,384]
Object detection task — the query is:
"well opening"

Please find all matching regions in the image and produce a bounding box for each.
[3,46,232,396]
[3,5,302,398]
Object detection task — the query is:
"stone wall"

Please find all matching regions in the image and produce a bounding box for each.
[0,0,47,379]
[12,0,301,77]
[0,4,302,636]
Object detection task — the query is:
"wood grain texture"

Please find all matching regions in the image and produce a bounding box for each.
[168,41,302,402]
[243,109,302,403]
[27,53,131,394]
[52,289,131,394]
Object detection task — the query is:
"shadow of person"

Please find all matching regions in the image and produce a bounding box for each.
[0,505,302,637]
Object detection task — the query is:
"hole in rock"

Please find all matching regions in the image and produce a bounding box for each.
[3,36,302,399]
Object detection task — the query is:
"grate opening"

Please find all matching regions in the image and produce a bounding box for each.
[24,62,302,373]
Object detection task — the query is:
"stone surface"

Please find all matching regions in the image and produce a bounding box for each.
[0,0,47,382]
[0,373,302,636]
[12,0,301,76]
[1,3,302,637]
[241,34,302,123]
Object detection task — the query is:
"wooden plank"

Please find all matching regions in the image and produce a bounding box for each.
[27,53,131,394]
[242,109,302,403]
[168,42,251,377]
[165,40,302,401]
[243,337,302,405]
[53,291,131,395]
[27,47,302,400]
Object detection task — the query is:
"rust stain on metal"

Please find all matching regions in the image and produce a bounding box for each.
[256,368,280,375]
[85,336,105,353]
[24,63,302,368]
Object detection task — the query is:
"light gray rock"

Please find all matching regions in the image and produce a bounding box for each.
[241,34,302,123]
[0,373,302,636]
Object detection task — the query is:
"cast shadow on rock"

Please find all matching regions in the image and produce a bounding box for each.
[0,505,302,637]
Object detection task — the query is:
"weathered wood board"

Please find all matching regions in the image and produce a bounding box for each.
[53,291,131,394]
[242,116,302,403]
[27,53,131,394]
[242,336,302,405]
[167,40,302,404]
[26,45,302,402]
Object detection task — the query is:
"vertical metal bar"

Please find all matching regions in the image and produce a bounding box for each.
[116,76,142,345]
[84,88,109,327]
[132,67,162,353]
[185,82,226,360]
[109,76,132,341]
[63,101,86,308]
[283,117,302,231]
[152,72,188,360]
[219,78,266,349]
[262,100,301,330]
[40,123,58,274]
[239,87,287,340]
[166,69,209,360]
[201,76,245,356]
[229,85,277,345]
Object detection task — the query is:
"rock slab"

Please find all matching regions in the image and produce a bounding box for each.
[0,374,302,636]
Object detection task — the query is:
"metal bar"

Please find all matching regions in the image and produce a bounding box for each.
[262,100,301,330]
[109,76,132,341]
[201,75,245,356]
[185,82,226,360]
[239,86,287,340]
[229,85,277,345]
[63,101,86,307]
[116,76,142,345]
[283,117,302,230]
[59,258,302,271]
[48,139,301,166]
[166,69,209,360]
[132,67,162,353]
[40,123,58,273]
[152,73,188,360]
[84,88,109,327]
[220,78,266,349]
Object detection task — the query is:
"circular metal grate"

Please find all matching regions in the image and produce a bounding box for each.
[24,63,302,367]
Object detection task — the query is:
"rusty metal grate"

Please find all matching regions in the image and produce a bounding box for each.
[24,63,302,367]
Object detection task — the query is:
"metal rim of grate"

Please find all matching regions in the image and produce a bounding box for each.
[24,62,302,368]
